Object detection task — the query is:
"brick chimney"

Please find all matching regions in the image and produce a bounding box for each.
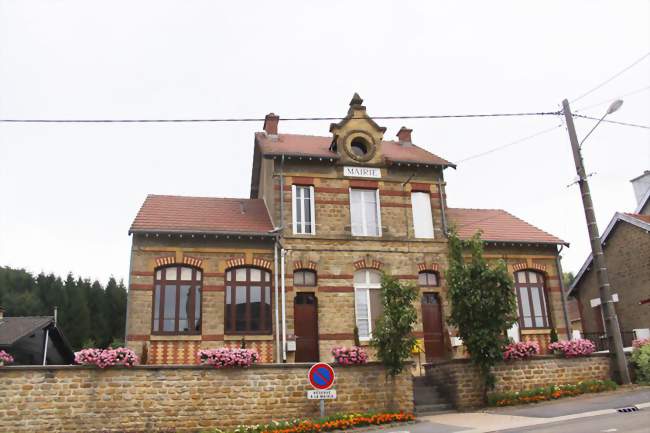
[263,113,279,136]
[396,127,413,145]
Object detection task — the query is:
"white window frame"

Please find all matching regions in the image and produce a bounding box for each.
[354,269,381,341]
[411,192,435,239]
[291,185,316,235]
[349,188,382,237]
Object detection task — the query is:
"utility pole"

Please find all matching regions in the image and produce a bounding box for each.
[562,99,631,384]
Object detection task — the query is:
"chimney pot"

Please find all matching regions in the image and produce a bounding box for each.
[263,113,280,136]
[397,127,413,145]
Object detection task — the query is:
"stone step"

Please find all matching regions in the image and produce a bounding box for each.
[414,403,455,416]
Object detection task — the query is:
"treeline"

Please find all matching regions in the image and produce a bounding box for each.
[0,266,127,350]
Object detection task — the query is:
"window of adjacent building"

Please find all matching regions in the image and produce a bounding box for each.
[294,269,317,286]
[354,269,383,340]
[350,188,381,236]
[225,267,272,334]
[411,192,434,239]
[292,185,315,235]
[514,270,550,328]
[153,266,202,334]
[418,271,439,287]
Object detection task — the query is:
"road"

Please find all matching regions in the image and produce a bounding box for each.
[499,409,648,433]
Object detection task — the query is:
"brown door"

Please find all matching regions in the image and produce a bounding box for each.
[422,293,444,361]
[294,293,319,362]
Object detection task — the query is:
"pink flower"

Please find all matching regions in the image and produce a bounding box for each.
[632,338,650,349]
[548,339,596,357]
[331,346,368,365]
[503,341,540,360]
[74,348,139,368]
[0,350,14,365]
[197,348,259,368]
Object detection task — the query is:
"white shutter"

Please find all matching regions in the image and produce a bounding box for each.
[411,192,434,238]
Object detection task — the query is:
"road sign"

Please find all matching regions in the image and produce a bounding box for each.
[307,389,336,400]
[308,362,335,390]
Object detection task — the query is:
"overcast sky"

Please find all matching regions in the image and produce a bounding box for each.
[0,1,648,284]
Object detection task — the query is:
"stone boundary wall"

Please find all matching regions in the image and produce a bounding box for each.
[425,354,612,409]
[0,363,412,433]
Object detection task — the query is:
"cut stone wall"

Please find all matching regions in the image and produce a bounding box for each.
[0,363,413,433]
[425,354,612,409]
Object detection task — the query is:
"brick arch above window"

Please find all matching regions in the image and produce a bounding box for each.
[417,262,440,272]
[155,255,176,267]
[353,258,383,271]
[292,260,318,271]
[225,257,273,271]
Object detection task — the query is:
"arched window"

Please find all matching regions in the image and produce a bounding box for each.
[354,269,383,340]
[153,266,202,334]
[294,269,317,286]
[514,270,550,329]
[418,271,439,287]
[225,267,272,334]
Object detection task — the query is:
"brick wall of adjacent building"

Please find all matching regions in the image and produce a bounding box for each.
[425,354,612,409]
[575,221,650,335]
[0,363,413,433]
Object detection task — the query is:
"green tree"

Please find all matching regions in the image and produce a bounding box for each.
[446,230,518,396]
[371,273,418,376]
[60,274,91,350]
[105,277,127,344]
[563,272,575,289]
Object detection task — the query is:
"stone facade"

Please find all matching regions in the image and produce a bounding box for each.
[425,354,612,409]
[573,220,650,336]
[0,363,413,433]
[126,95,569,364]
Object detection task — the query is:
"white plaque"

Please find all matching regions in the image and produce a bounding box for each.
[307,389,337,400]
[343,166,381,179]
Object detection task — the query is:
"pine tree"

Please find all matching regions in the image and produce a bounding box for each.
[105,277,127,345]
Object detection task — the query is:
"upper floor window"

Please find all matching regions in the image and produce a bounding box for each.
[411,192,434,239]
[350,188,381,236]
[294,269,317,286]
[292,185,315,235]
[225,267,272,334]
[418,271,439,287]
[153,266,202,334]
[514,270,550,329]
[354,269,383,340]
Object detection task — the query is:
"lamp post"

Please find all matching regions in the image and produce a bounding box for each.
[562,98,631,384]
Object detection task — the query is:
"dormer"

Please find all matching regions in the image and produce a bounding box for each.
[329,93,387,166]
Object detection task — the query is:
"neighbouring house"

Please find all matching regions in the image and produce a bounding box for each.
[0,307,74,365]
[126,94,569,365]
[568,171,650,349]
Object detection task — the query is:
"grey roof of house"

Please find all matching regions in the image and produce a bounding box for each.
[0,316,53,346]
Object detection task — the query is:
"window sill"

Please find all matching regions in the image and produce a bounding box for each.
[150,335,202,341]
[224,334,274,341]
[520,328,552,335]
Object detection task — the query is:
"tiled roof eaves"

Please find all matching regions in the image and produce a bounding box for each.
[262,151,340,159]
[129,228,277,237]
[480,238,569,246]
[385,156,457,169]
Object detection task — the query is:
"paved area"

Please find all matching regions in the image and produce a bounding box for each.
[362,387,650,433]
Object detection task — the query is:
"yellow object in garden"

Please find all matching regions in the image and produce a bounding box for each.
[412,339,425,354]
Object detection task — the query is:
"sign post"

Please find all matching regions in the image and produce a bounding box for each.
[307,363,336,418]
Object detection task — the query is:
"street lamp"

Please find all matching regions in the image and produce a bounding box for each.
[562,98,631,384]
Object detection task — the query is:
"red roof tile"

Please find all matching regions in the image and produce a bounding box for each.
[130,195,274,235]
[626,213,650,224]
[447,208,567,245]
[256,132,454,167]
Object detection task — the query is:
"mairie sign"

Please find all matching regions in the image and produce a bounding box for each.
[343,166,381,179]
[307,362,335,390]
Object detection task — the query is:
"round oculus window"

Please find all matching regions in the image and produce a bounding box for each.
[350,137,369,157]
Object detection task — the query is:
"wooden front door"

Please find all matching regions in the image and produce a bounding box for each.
[294,293,319,362]
[421,293,444,361]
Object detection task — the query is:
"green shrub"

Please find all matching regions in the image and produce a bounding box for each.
[487,380,617,406]
[631,344,650,384]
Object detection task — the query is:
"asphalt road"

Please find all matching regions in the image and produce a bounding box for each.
[498,408,649,433]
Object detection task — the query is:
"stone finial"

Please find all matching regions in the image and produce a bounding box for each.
[349,92,364,107]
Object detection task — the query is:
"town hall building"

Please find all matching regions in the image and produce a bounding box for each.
[125,94,569,364]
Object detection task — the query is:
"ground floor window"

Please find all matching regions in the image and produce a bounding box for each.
[354,269,383,340]
[514,270,550,329]
[153,266,202,334]
[225,267,272,334]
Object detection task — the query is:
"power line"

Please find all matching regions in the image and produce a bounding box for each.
[573,114,650,130]
[571,51,650,103]
[0,111,560,123]
[575,85,650,112]
[455,124,562,164]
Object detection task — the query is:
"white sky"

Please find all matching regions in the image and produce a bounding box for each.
[0,1,648,284]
